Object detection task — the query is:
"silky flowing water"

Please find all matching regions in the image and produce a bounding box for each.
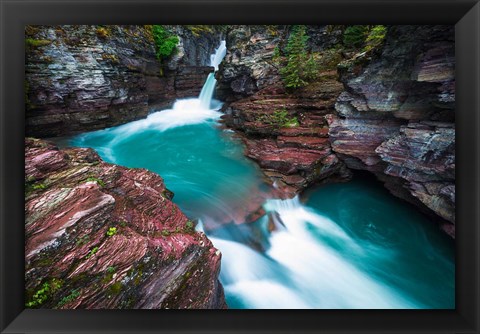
[56,41,455,309]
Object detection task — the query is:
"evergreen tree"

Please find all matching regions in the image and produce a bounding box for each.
[279,25,318,89]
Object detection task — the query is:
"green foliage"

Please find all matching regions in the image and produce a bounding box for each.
[161,229,171,237]
[26,283,50,307]
[85,176,106,188]
[85,246,99,259]
[102,266,117,284]
[364,25,387,52]
[259,108,299,128]
[278,25,318,89]
[25,180,48,195]
[106,227,118,237]
[343,25,369,49]
[151,25,179,60]
[26,278,63,308]
[56,289,80,308]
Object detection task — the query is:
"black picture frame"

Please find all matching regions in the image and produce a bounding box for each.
[1,0,479,333]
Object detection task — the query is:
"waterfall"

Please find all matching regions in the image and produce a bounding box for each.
[211,40,227,71]
[198,73,217,109]
[198,40,226,109]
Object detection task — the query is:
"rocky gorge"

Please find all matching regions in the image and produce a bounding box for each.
[25,25,223,137]
[216,25,455,237]
[24,24,456,310]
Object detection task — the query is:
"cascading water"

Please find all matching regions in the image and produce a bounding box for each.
[59,41,455,309]
[199,41,226,109]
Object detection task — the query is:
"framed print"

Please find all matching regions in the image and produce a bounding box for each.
[1,0,479,333]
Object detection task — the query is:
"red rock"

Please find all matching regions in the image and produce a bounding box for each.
[25,138,226,309]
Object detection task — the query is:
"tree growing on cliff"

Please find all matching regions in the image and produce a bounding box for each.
[343,25,387,52]
[279,25,318,89]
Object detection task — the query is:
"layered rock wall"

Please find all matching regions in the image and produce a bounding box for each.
[217,25,455,236]
[218,25,351,196]
[25,25,220,137]
[25,138,226,309]
[329,25,455,236]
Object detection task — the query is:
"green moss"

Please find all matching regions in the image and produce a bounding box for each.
[185,25,214,37]
[106,227,117,237]
[56,289,80,308]
[108,281,123,295]
[25,38,52,48]
[25,180,48,195]
[101,266,117,284]
[35,256,54,267]
[84,176,106,188]
[85,246,99,259]
[185,220,195,233]
[258,108,299,128]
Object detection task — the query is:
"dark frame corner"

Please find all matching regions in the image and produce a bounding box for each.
[1,0,479,333]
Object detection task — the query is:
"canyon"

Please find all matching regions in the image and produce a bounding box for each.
[216,25,455,237]
[24,24,456,309]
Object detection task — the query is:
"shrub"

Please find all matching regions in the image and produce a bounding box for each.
[151,25,179,60]
[364,25,387,52]
[343,25,369,49]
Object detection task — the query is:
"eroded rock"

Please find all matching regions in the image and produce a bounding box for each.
[25,138,226,309]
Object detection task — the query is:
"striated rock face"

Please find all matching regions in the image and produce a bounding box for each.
[218,25,455,237]
[25,138,226,309]
[218,26,351,196]
[329,25,455,236]
[25,25,220,138]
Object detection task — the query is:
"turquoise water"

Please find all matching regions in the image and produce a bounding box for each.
[60,107,455,309]
[57,40,454,309]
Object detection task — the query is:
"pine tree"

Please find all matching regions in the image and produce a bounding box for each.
[279,25,318,89]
